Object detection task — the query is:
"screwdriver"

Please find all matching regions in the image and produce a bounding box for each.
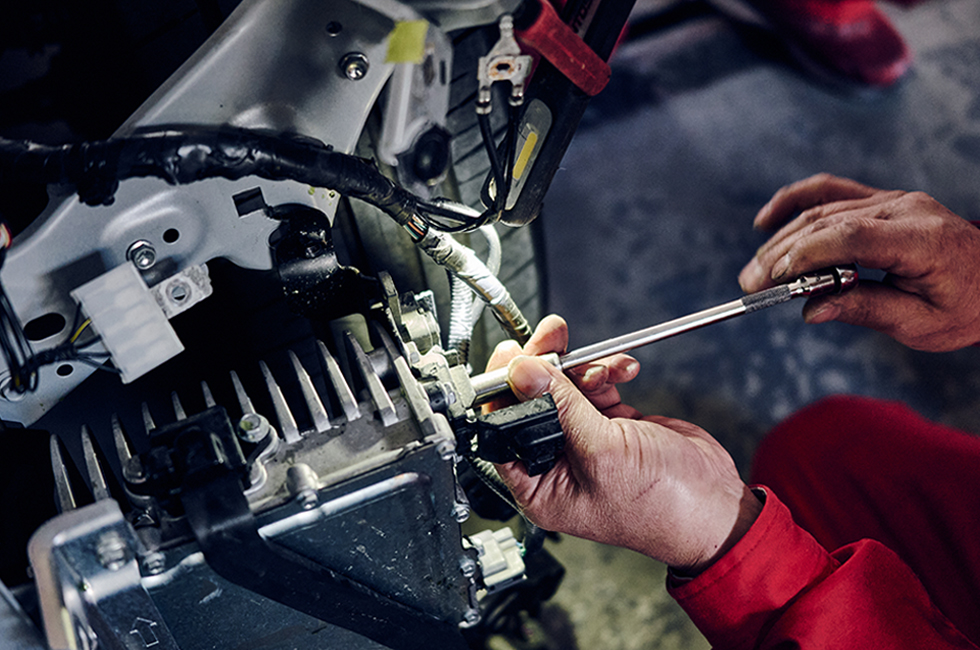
[469,264,858,404]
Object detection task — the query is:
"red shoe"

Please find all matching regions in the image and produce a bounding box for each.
[736,0,913,87]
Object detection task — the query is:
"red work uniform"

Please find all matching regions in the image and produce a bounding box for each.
[668,395,980,648]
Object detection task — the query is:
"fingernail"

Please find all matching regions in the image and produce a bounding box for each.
[508,356,553,400]
[625,360,640,377]
[771,255,790,280]
[804,302,840,324]
[739,258,764,291]
[583,366,605,385]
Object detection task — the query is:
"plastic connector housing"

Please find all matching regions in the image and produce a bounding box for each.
[70,263,184,383]
[468,527,525,594]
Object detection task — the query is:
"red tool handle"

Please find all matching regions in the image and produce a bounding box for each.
[515,0,612,96]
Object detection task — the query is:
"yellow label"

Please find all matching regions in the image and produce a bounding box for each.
[512,131,539,181]
[386,21,429,63]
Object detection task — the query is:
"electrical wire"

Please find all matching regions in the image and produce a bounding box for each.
[0,255,118,396]
[417,104,522,233]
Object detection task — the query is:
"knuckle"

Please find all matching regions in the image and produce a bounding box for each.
[836,216,876,246]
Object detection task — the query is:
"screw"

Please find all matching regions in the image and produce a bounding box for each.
[340,52,369,80]
[452,503,470,523]
[96,531,129,571]
[238,413,271,443]
[286,464,320,510]
[169,282,189,303]
[141,552,166,576]
[296,489,318,510]
[436,439,455,460]
[462,609,481,626]
[459,557,477,577]
[126,241,157,270]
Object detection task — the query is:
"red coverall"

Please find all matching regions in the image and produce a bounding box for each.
[667,395,980,648]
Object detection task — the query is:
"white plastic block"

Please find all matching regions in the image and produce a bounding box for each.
[71,264,184,383]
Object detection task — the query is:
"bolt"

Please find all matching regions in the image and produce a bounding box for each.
[340,52,369,80]
[296,488,318,510]
[459,557,477,578]
[286,464,320,510]
[96,531,129,571]
[126,241,157,270]
[436,439,455,461]
[238,413,272,443]
[462,609,481,626]
[452,503,470,523]
[169,282,189,303]
[141,552,166,576]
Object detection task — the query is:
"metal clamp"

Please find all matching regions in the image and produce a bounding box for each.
[477,15,533,113]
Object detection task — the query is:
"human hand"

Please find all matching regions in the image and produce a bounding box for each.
[486,315,762,573]
[738,173,980,351]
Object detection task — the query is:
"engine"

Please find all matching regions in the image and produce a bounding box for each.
[0,0,635,648]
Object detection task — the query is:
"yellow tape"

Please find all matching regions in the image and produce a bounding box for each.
[386,20,429,63]
[512,131,539,181]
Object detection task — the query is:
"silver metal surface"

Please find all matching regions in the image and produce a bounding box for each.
[27,500,179,650]
[469,266,858,404]
[476,15,532,113]
[415,228,532,343]
[149,264,213,319]
[0,581,44,650]
[0,0,405,425]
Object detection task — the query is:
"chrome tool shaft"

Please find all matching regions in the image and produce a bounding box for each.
[469,265,857,404]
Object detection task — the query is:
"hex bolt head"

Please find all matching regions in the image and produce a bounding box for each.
[238,413,271,443]
[286,464,320,510]
[340,52,369,80]
[142,551,166,576]
[96,531,129,571]
[126,240,157,270]
[459,557,477,578]
[452,503,470,523]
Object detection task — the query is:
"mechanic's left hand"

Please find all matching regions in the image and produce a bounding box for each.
[485,315,762,573]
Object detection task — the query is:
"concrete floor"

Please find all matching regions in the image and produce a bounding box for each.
[534,0,980,647]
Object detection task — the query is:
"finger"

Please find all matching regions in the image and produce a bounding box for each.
[486,339,523,372]
[602,403,643,419]
[568,355,640,392]
[508,356,612,455]
[582,383,626,411]
[800,282,941,349]
[743,216,917,293]
[754,192,904,264]
[524,314,569,357]
[740,194,904,292]
[754,174,881,231]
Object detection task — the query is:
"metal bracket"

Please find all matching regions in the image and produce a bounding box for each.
[174,421,467,650]
[27,500,179,650]
[477,15,533,113]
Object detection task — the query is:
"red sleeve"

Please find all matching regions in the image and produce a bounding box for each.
[667,488,978,650]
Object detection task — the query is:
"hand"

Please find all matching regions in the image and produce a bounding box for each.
[738,173,980,351]
[486,315,762,573]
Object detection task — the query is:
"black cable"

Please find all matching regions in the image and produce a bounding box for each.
[0,125,422,227]
[417,103,523,233]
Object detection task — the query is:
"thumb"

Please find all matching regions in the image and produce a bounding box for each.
[802,282,930,338]
[508,356,612,453]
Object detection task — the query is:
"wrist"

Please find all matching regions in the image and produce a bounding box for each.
[671,486,765,577]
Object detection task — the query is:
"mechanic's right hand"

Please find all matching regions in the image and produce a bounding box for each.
[738,173,980,351]
[486,316,762,574]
